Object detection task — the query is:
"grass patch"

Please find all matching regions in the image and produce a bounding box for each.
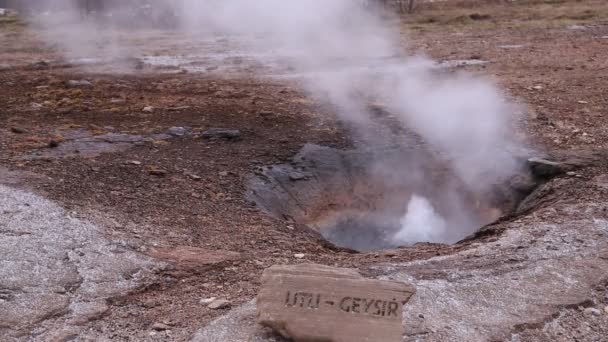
[403,0,608,31]
[0,15,26,31]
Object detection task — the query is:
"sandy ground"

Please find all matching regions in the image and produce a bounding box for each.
[1,0,608,341]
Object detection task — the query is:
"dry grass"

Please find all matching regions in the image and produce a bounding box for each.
[403,0,608,31]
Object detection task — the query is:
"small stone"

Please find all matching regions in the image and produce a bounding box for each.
[532,85,543,90]
[566,171,577,176]
[151,322,171,331]
[110,98,126,104]
[218,171,228,177]
[604,306,608,314]
[148,168,167,176]
[207,299,231,310]
[583,307,601,316]
[126,160,142,166]
[200,297,217,305]
[48,140,60,148]
[187,173,202,181]
[289,171,306,181]
[66,80,93,88]
[10,127,27,134]
[577,100,588,104]
[142,106,155,113]
[168,127,187,136]
[294,253,306,259]
[201,128,241,140]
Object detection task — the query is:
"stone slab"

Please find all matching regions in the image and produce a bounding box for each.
[257,264,415,342]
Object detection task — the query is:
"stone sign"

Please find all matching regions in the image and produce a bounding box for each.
[257,263,416,342]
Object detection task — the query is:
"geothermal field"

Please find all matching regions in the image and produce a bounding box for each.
[0,0,607,341]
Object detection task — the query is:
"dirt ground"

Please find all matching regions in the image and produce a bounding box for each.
[1,0,607,341]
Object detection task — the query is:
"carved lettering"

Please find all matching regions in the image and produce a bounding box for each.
[285,291,403,319]
[339,297,352,312]
[387,300,399,317]
[351,297,361,313]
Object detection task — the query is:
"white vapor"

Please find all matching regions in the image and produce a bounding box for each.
[394,195,447,245]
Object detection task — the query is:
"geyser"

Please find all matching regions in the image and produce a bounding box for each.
[28,1,530,248]
[248,144,536,252]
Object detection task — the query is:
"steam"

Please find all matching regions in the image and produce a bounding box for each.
[27,0,525,245]
[394,195,447,245]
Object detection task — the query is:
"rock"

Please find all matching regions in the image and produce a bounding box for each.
[168,126,187,137]
[604,306,608,314]
[186,173,202,181]
[147,168,167,176]
[498,44,525,49]
[219,171,229,177]
[208,299,231,310]
[10,127,27,134]
[527,158,568,177]
[293,253,305,259]
[66,80,93,88]
[583,307,601,316]
[110,98,126,104]
[48,140,60,148]
[201,128,241,140]
[257,263,415,342]
[32,60,51,70]
[151,322,171,331]
[142,106,155,113]
[568,25,588,30]
[288,171,306,181]
[200,297,217,305]
[126,160,142,166]
[0,9,6,16]
[147,246,240,275]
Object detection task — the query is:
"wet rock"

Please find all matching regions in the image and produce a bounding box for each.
[527,158,568,177]
[168,126,187,137]
[202,128,241,140]
[257,263,415,342]
[583,307,601,317]
[66,80,93,88]
[208,299,231,310]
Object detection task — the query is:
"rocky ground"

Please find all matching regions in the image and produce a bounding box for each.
[1,0,608,341]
